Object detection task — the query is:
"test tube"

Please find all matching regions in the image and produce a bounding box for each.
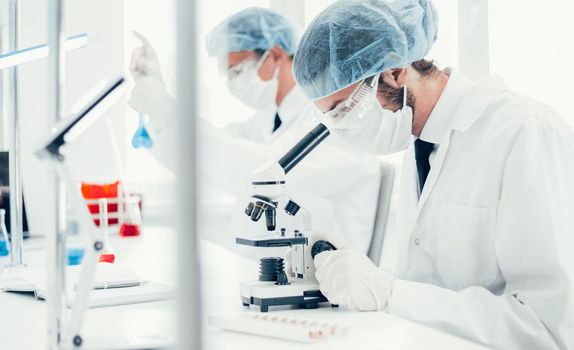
[98,198,114,263]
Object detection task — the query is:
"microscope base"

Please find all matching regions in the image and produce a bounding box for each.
[240,280,328,312]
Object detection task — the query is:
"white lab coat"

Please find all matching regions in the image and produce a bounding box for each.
[150,86,381,253]
[388,73,574,349]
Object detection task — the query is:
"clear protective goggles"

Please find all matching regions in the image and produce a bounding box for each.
[218,50,271,81]
[318,74,380,128]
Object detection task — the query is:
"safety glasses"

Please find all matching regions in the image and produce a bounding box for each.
[320,74,380,127]
[219,50,271,81]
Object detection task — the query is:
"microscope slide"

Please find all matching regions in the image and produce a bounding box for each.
[208,313,348,342]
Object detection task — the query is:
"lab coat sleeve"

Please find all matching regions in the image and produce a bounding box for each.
[146,102,178,173]
[268,129,381,197]
[219,109,275,143]
[197,121,380,199]
[220,119,257,140]
[196,119,273,197]
[387,117,574,349]
[147,99,378,197]
[149,111,270,197]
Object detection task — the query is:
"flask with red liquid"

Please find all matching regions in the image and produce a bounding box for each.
[119,194,142,237]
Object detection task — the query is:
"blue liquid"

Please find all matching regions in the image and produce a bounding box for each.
[67,248,85,265]
[0,240,9,256]
[132,114,154,149]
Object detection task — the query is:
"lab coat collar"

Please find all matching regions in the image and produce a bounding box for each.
[277,85,308,130]
[450,74,509,132]
[419,69,473,145]
[416,73,510,208]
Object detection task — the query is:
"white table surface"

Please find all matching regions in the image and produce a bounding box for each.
[0,224,487,349]
[0,226,178,350]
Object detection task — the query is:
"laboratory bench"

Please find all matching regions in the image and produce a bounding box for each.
[0,225,486,349]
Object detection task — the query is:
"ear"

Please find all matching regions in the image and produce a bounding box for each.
[269,45,286,62]
[381,68,408,89]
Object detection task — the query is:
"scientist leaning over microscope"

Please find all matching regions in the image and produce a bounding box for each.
[291,0,574,349]
[127,7,381,254]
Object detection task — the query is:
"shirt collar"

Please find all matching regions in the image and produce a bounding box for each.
[419,69,473,144]
[277,85,307,127]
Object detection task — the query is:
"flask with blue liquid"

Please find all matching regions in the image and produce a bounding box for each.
[132,113,154,149]
[0,209,10,256]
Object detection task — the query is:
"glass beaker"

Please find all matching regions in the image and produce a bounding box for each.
[119,194,142,237]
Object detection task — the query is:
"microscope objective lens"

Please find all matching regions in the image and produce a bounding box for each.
[250,202,265,221]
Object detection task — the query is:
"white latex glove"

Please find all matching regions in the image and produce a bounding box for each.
[128,32,174,129]
[129,75,174,129]
[315,249,395,311]
[284,231,351,278]
[130,31,163,82]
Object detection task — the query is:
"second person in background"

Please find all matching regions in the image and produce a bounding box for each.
[129,7,382,254]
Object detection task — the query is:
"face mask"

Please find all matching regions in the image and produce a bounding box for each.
[324,75,412,155]
[226,51,278,110]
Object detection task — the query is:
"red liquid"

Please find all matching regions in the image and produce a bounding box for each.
[119,223,140,237]
[99,253,115,263]
[81,181,121,227]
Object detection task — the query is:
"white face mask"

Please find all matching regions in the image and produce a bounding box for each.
[323,74,412,155]
[226,51,278,110]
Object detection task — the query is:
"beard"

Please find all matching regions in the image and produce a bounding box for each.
[377,77,416,114]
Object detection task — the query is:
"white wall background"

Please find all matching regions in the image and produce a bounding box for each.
[489,0,574,128]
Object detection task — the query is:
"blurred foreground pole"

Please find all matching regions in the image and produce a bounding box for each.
[176,0,201,349]
[46,0,67,348]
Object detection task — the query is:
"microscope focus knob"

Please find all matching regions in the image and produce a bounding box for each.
[276,271,289,285]
[311,240,337,259]
[284,200,300,216]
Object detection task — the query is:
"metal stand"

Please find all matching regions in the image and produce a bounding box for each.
[47,0,66,348]
[6,0,24,269]
[48,152,103,349]
[38,73,125,348]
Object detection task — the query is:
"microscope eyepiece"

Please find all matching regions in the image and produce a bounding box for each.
[278,123,330,174]
[284,200,300,216]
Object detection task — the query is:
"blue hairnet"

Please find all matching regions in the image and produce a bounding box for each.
[206,7,299,57]
[293,0,438,100]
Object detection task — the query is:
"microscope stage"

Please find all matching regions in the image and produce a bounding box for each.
[240,279,328,312]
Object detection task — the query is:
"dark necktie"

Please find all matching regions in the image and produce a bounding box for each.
[414,138,435,193]
[272,113,282,133]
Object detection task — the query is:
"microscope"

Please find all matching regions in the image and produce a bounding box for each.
[236,123,337,312]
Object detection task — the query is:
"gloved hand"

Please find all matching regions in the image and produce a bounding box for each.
[129,75,174,128]
[284,231,351,277]
[130,31,163,82]
[128,32,174,127]
[315,249,395,311]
